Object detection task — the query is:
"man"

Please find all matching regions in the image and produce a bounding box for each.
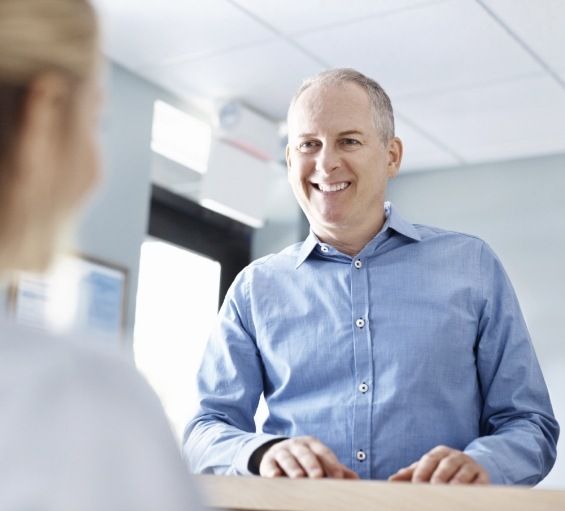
[184,68,559,484]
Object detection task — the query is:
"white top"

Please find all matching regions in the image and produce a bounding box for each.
[0,320,202,511]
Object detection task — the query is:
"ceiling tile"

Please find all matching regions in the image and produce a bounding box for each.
[232,0,443,35]
[296,0,543,97]
[92,0,275,71]
[140,40,323,120]
[93,0,565,168]
[396,74,565,163]
[480,0,565,76]
[395,118,461,172]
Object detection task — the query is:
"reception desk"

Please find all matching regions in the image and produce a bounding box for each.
[196,475,565,511]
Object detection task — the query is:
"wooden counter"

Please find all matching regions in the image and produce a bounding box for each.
[195,475,565,511]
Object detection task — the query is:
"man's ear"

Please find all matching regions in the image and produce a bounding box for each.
[386,137,403,179]
[286,144,292,177]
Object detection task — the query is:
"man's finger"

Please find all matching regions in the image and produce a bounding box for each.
[259,454,284,478]
[307,439,345,478]
[429,455,464,484]
[412,451,447,482]
[273,449,307,478]
[289,443,324,478]
[448,462,480,484]
[316,455,359,479]
[474,470,490,485]
[304,438,358,479]
[342,466,360,479]
[388,463,416,482]
[307,439,341,465]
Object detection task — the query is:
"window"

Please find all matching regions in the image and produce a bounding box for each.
[134,185,253,439]
[134,239,220,440]
[151,100,211,174]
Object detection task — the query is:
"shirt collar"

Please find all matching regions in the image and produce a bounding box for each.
[386,202,422,243]
[295,202,421,268]
[295,231,319,269]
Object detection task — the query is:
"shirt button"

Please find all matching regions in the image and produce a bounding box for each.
[356,450,366,462]
[355,318,365,328]
[320,245,329,253]
[358,382,369,393]
[354,259,362,269]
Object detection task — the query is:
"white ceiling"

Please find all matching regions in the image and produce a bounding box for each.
[92,0,565,172]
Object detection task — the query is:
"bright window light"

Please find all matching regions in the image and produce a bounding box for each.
[151,100,211,174]
[134,239,220,440]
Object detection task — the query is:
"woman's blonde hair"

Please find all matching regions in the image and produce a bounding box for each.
[0,0,98,272]
[0,0,97,83]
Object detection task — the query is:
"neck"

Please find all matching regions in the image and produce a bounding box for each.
[313,210,387,257]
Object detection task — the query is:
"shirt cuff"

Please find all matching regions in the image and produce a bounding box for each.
[234,434,287,476]
[464,447,506,485]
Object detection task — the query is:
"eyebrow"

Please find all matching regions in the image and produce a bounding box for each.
[296,130,365,138]
[338,130,364,137]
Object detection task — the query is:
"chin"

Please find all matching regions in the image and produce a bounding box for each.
[318,210,347,226]
[311,218,346,235]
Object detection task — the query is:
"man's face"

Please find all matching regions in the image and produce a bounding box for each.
[286,82,401,238]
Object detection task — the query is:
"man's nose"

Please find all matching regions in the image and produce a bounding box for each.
[316,145,341,174]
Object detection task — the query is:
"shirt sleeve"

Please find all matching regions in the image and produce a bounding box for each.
[183,270,285,475]
[463,241,559,485]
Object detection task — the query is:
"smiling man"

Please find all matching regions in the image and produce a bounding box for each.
[184,68,559,485]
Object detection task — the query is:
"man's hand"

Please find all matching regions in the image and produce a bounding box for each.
[388,446,489,484]
[259,436,359,479]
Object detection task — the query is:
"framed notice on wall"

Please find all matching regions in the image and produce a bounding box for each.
[8,253,128,338]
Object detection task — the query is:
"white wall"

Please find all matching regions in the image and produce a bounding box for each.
[76,62,155,337]
[79,61,203,338]
[252,162,303,259]
[387,153,565,489]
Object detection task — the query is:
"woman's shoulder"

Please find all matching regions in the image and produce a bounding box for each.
[0,319,200,510]
[0,319,172,439]
[0,319,139,393]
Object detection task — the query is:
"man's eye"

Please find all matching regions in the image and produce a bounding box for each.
[341,138,361,146]
[298,141,320,152]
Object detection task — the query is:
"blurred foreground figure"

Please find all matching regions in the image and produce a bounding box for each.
[0,1,200,509]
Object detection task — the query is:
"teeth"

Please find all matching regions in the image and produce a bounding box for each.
[317,182,349,192]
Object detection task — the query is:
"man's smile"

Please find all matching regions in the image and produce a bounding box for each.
[311,181,351,193]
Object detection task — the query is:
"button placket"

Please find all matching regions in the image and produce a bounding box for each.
[350,249,372,478]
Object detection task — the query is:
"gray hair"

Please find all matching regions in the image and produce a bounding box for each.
[288,68,395,144]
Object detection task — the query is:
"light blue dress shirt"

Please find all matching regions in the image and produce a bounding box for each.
[184,203,559,484]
